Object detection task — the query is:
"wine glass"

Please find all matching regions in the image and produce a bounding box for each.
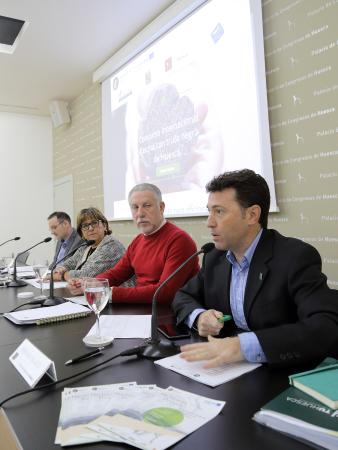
[82,278,113,347]
[2,256,14,283]
[33,265,49,300]
[0,257,11,284]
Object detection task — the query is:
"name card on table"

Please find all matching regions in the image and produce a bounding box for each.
[9,338,57,388]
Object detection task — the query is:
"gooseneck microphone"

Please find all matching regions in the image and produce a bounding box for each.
[140,242,215,359]
[0,236,21,247]
[8,237,52,288]
[43,240,95,307]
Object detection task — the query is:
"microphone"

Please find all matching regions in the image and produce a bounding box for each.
[0,236,21,247]
[8,237,52,288]
[43,240,95,307]
[140,242,215,359]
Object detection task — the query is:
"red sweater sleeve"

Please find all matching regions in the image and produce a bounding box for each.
[112,231,199,304]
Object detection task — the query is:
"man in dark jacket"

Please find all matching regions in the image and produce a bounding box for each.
[173,169,338,368]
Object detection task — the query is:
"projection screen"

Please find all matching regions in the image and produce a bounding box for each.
[101,0,277,220]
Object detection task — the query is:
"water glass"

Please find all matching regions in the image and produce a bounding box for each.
[82,278,113,347]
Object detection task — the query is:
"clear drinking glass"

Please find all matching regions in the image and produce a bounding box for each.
[3,256,14,282]
[82,278,113,347]
[33,265,49,300]
[0,257,12,284]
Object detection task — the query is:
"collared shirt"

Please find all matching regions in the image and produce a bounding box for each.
[187,229,267,363]
[56,236,71,264]
[226,229,266,363]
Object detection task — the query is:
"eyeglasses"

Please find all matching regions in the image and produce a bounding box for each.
[81,220,102,231]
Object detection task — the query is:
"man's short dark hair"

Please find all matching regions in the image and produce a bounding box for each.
[206,169,270,228]
[47,211,71,223]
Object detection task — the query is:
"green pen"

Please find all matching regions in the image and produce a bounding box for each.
[218,314,232,323]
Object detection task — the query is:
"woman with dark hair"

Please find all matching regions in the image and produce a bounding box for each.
[53,207,127,282]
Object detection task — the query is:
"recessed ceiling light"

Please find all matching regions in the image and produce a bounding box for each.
[0,15,29,54]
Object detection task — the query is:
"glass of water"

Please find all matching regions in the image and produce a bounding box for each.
[2,256,13,283]
[82,278,113,347]
[33,265,49,300]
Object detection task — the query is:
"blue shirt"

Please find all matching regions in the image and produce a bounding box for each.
[187,229,267,363]
[56,237,71,264]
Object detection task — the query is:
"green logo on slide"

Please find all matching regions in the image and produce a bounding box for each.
[143,407,184,427]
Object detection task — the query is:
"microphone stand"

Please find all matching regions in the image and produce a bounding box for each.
[43,240,92,307]
[8,238,52,288]
[43,266,65,306]
[140,243,214,359]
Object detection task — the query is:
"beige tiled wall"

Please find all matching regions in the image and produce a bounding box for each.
[54,83,103,212]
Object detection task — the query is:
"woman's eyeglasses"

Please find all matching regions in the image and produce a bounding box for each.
[81,220,102,231]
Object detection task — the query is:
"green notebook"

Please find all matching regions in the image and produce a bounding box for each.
[289,360,338,410]
[253,387,338,450]
[253,359,338,450]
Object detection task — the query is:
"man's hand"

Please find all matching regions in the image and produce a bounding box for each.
[196,309,224,336]
[180,336,244,368]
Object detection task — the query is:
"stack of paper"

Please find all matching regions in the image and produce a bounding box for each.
[25,279,68,289]
[83,315,151,339]
[6,266,36,279]
[55,383,225,449]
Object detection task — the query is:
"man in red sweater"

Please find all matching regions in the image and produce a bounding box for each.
[69,183,199,304]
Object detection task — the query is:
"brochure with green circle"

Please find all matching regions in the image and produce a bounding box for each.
[143,407,184,427]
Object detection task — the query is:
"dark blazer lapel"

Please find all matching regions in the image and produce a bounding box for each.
[67,229,77,251]
[206,251,231,312]
[244,230,273,317]
[55,240,61,254]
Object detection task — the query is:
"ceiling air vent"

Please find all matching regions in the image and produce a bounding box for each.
[0,15,28,54]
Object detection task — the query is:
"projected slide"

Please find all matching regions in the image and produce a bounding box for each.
[102,0,276,220]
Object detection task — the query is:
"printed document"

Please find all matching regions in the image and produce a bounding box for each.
[155,353,261,387]
[84,315,151,339]
[55,383,225,449]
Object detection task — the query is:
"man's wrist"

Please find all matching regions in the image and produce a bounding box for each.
[186,308,206,329]
[192,313,201,331]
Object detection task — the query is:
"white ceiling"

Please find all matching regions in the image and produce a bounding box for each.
[0,0,175,116]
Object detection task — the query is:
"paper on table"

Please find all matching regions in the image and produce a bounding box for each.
[65,296,88,306]
[7,266,36,278]
[84,315,151,339]
[88,385,225,450]
[55,383,137,445]
[55,383,225,449]
[155,353,261,387]
[25,279,68,289]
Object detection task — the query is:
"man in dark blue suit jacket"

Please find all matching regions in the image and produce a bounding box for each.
[173,170,338,367]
